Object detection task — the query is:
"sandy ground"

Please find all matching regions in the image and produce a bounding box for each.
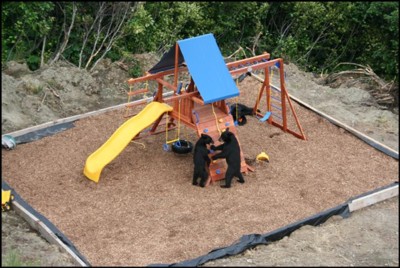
[1,58,399,266]
[202,196,398,267]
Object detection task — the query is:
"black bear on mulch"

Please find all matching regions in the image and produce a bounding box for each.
[211,128,245,188]
[230,103,259,126]
[193,133,214,187]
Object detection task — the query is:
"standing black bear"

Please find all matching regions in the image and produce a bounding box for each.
[211,128,245,188]
[193,133,214,187]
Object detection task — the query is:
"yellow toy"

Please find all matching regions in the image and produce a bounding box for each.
[256,152,270,162]
[2,189,14,212]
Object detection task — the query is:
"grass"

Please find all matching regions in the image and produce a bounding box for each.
[2,249,41,267]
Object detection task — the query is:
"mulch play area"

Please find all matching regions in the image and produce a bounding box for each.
[2,77,398,266]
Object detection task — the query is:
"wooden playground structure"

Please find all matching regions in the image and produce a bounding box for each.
[124,39,306,185]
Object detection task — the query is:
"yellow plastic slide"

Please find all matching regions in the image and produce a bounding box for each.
[83,101,173,182]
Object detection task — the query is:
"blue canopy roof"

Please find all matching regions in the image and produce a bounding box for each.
[177,33,239,104]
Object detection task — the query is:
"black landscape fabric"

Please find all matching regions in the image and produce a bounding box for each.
[1,180,91,266]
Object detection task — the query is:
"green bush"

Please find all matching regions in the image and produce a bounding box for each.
[128,59,143,78]
[26,55,40,71]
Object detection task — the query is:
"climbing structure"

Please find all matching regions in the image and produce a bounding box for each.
[85,33,306,184]
[191,102,253,183]
[122,33,306,186]
[226,56,306,141]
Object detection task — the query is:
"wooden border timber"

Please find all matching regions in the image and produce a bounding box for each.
[11,201,88,266]
[348,184,398,212]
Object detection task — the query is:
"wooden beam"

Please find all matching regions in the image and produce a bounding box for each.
[154,81,164,102]
[127,88,148,96]
[348,185,398,212]
[192,96,205,105]
[226,53,270,69]
[279,60,287,132]
[229,62,270,76]
[174,43,179,86]
[227,57,284,76]
[12,201,88,266]
[127,66,188,85]
[156,78,177,91]
[163,91,200,103]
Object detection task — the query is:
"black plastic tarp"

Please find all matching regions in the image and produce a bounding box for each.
[150,181,398,267]
[148,45,185,74]
[2,180,91,266]
[149,202,350,267]
[13,121,75,145]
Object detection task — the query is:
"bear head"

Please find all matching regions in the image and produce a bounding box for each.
[219,127,234,142]
[200,133,214,145]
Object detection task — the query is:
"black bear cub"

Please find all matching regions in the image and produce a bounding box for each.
[193,133,214,187]
[211,128,245,188]
[230,103,260,126]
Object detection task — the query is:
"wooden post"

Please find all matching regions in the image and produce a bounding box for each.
[154,81,163,102]
[174,43,179,87]
[264,67,272,124]
[254,73,268,114]
[279,59,287,131]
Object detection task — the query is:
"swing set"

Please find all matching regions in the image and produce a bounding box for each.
[124,50,306,183]
[84,33,306,183]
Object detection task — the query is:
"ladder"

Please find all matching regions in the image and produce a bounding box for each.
[192,103,252,185]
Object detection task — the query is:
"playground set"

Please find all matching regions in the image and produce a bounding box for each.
[83,33,306,184]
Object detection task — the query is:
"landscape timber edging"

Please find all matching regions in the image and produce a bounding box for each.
[12,200,89,267]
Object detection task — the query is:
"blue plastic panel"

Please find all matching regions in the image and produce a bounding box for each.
[178,33,239,104]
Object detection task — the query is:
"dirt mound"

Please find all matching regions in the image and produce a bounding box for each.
[1,54,160,134]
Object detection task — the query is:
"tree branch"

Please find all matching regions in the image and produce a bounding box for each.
[49,2,77,65]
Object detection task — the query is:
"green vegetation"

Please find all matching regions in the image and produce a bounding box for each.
[123,54,143,78]
[24,82,43,95]
[2,2,398,83]
[2,249,41,266]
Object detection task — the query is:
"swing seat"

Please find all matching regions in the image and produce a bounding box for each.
[259,111,271,122]
[172,139,193,154]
